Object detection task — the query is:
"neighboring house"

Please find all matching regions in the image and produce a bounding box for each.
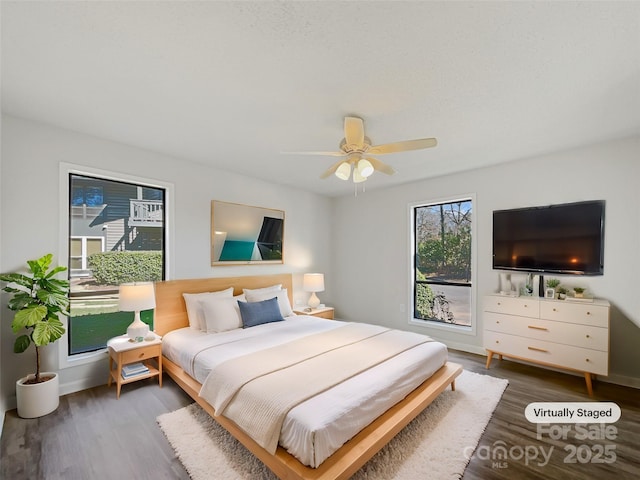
[70,175,163,278]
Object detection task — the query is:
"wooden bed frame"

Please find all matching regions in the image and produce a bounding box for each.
[154,274,462,480]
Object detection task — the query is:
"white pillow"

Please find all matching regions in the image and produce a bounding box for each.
[183,287,234,331]
[242,284,282,296]
[200,295,244,333]
[244,288,294,318]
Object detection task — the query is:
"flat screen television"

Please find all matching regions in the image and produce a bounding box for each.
[492,200,605,275]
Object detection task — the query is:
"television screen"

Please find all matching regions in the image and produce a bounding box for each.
[492,200,605,275]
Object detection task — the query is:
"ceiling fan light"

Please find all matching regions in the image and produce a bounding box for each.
[353,168,367,183]
[335,161,351,181]
[357,158,374,178]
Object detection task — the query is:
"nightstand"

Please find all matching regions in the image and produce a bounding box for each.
[107,333,163,398]
[293,306,335,319]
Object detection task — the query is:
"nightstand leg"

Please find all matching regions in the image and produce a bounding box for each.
[107,356,113,387]
[158,355,163,388]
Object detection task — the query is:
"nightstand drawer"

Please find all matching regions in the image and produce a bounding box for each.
[118,343,161,364]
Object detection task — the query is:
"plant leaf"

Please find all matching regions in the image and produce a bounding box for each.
[0,272,33,289]
[14,335,31,353]
[7,293,35,311]
[36,288,70,310]
[45,265,68,279]
[12,305,47,331]
[33,317,65,346]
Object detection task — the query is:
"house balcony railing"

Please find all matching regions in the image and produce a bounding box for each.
[129,199,163,227]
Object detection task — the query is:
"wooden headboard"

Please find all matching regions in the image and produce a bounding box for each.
[153,274,293,336]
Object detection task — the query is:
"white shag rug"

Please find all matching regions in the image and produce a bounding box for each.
[157,370,508,479]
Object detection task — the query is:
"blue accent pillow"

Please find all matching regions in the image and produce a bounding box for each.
[237,297,285,328]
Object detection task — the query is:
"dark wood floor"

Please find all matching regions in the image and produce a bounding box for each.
[1,350,638,479]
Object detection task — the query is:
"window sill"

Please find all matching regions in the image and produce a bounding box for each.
[409,317,476,336]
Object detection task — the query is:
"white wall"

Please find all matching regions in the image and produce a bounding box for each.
[331,136,640,387]
[0,115,334,409]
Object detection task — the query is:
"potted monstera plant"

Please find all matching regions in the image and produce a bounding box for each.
[0,254,69,418]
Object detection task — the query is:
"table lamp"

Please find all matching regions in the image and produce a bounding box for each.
[119,282,155,339]
[303,273,324,309]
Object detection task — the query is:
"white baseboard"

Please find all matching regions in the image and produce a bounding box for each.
[59,376,108,397]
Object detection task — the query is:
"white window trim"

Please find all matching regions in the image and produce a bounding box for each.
[58,162,174,369]
[407,193,477,337]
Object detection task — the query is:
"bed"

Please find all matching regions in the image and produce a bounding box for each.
[154,274,462,480]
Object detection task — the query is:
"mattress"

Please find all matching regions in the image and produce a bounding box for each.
[162,316,448,467]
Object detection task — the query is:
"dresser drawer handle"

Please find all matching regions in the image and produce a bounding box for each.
[528,325,548,331]
[586,334,590,339]
[586,358,590,362]
[528,346,548,353]
[586,312,591,316]
[495,340,500,344]
[552,308,557,312]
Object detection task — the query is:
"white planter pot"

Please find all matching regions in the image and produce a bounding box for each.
[16,372,59,418]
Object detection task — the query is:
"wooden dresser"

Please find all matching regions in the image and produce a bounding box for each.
[483,294,609,395]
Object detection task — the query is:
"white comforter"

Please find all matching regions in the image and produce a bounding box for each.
[162,316,448,467]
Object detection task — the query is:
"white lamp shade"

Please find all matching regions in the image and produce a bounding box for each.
[119,283,156,311]
[303,273,325,292]
[335,162,351,181]
[352,167,367,183]
[357,158,374,178]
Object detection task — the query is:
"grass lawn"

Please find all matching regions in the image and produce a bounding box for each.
[69,310,154,354]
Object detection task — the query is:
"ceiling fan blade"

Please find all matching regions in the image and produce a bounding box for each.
[320,159,346,179]
[365,157,396,175]
[344,116,365,148]
[367,137,437,155]
[281,150,346,157]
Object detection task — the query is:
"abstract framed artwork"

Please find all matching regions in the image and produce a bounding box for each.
[211,201,284,265]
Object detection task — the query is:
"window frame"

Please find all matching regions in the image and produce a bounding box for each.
[58,163,174,369]
[408,194,477,336]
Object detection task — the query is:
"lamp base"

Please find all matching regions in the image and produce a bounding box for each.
[308,292,321,309]
[127,312,149,340]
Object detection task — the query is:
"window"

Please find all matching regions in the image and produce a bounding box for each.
[411,198,473,328]
[68,173,166,355]
[70,236,105,272]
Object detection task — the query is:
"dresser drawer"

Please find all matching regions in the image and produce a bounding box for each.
[484,331,608,375]
[540,301,608,327]
[484,312,608,351]
[484,295,539,317]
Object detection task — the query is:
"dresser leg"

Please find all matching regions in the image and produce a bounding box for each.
[584,372,594,396]
[485,351,494,369]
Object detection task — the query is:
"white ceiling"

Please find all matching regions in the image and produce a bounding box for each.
[2,1,639,197]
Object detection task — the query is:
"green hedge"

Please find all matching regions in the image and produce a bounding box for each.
[88,251,162,285]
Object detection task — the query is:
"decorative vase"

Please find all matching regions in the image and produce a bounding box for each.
[16,372,59,418]
[499,273,511,293]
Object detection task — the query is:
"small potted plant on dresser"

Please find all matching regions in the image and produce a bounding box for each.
[0,254,69,418]
[556,286,568,300]
[573,287,586,298]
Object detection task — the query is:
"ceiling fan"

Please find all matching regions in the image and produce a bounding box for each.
[284,116,437,183]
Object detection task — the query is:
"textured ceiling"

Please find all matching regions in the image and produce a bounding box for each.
[2,1,639,197]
